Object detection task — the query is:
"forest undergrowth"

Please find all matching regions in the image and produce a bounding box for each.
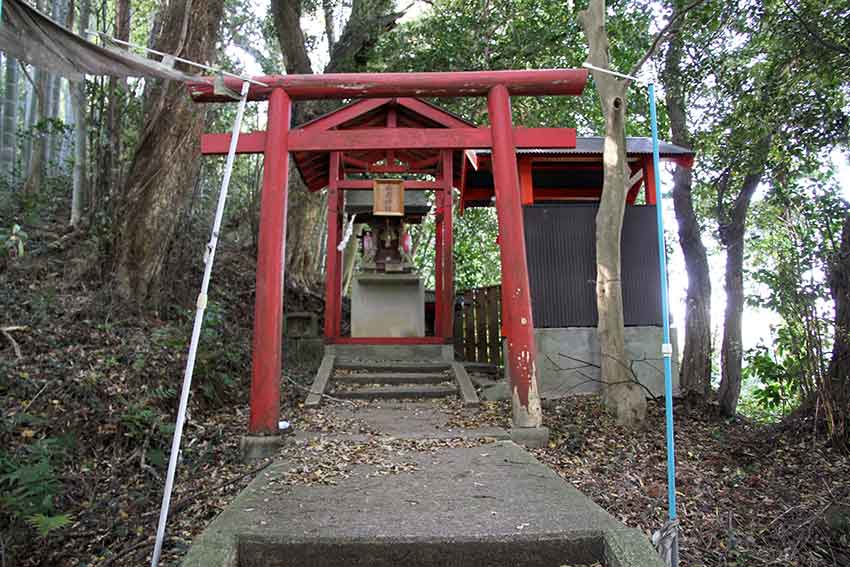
[1,226,848,566]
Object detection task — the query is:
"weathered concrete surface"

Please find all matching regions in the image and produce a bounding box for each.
[510,425,550,448]
[327,343,453,362]
[239,435,281,463]
[183,440,662,567]
[493,327,680,400]
[294,401,506,442]
[351,273,425,337]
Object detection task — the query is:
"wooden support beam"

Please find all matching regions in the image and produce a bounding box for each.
[286,127,577,152]
[441,150,455,340]
[518,158,534,205]
[201,131,267,155]
[643,156,657,205]
[323,152,343,339]
[188,68,589,102]
[488,84,542,430]
[338,179,442,190]
[249,88,290,435]
[202,127,577,157]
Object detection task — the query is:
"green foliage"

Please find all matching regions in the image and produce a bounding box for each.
[26,513,73,538]
[371,0,659,136]
[0,440,68,537]
[742,337,802,420]
[453,207,501,290]
[0,223,28,258]
[744,172,847,409]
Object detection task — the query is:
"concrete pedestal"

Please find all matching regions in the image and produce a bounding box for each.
[351,273,425,337]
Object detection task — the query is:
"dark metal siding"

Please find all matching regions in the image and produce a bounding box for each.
[523,203,663,328]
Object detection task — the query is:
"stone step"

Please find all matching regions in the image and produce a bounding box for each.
[334,373,449,385]
[334,361,452,373]
[332,385,458,400]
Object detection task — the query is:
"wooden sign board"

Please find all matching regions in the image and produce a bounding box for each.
[373,179,404,216]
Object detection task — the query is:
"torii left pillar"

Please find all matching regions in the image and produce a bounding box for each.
[243,87,291,460]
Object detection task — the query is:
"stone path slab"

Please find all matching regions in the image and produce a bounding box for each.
[182,402,663,567]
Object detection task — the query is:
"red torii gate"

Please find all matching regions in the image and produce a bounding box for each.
[188,69,588,437]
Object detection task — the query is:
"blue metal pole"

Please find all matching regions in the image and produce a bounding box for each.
[648,82,677,522]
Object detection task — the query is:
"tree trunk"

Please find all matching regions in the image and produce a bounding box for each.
[107,0,131,195]
[270,0,405,289]
[579,0,646,425]
[70,0,92,227]
[1,55,19,182]
[111,0,225,305]
[22,64,48,195]
[826,212,850,449]
[717,220,746,415]
[662,0,712,397]
[716,135,771,416]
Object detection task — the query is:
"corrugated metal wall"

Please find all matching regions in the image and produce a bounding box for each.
[523,203,663,328]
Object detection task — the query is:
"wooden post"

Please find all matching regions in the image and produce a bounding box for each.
[643,156,657,205]
[249,88,291,435]
[434,190,445,338]
[441,150,455,341]
[487,84,542,429]
[324,152,342,339]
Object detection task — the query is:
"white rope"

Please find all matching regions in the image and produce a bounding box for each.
[150,80,251,567]
[337,213,358,252]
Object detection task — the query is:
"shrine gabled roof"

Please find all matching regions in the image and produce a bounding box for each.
[291,97,477,192]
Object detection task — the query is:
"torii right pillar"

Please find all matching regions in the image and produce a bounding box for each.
[487,85,547,447]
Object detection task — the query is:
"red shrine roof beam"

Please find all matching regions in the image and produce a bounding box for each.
[459,137,695,209]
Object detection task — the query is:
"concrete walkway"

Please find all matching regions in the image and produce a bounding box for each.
[182,401,663,567]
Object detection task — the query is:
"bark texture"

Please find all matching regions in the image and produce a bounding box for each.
[580,0,646,425]
[270,0,405,289]
[111,0,225,304]
[662,1,712,397]
[1,55,18,181]
[716,134,772,416]
[826,213,850,449]
[70,0,92,227]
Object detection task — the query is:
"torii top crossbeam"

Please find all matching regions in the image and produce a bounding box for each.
[188,69,588,438]
[188,69,588,101]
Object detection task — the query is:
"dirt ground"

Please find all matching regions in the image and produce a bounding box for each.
[2,233,848,566]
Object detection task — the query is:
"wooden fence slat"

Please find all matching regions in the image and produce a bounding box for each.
[463,290,476,362]
[486,286,501,366]
[475,289,488,363]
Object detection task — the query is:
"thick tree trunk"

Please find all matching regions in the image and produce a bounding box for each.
[826,213,850,449]
[270,0,404,289]
[1,55,18,181]
[662,0,712,397]
[716,135,771,416]
[111,0,225,304]
[580,0,646,425]
[717,221,745,415]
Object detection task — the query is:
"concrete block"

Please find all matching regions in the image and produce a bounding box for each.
[507,326,681,399]
[283,311,319,338]
[351,273,425,337]
[240,435,281,463]
[328,343,449,362]
[509,426,550,448]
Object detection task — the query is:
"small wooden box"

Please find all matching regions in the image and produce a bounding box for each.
[373,179,404,216]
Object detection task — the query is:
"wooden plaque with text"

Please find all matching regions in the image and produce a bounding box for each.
[372,179,404,216]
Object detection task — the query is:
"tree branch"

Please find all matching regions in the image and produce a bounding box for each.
[325,0,410,73]
[271,0,314,75]
[628,0,710,78]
